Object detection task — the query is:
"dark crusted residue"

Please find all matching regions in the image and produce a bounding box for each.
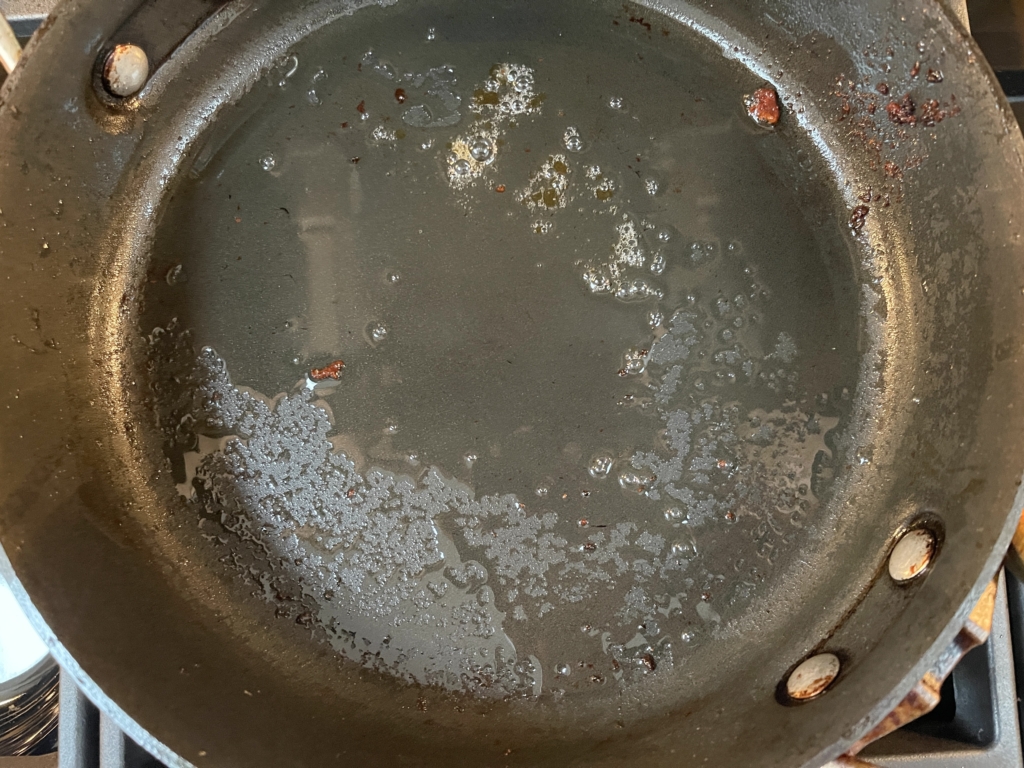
[744,86,780,126]
[885,95,917,125]
[849,205,869,231]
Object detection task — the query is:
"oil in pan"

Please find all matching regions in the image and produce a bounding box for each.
[140,0,862,712]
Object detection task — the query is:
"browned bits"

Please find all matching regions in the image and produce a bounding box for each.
[875,82,889,95]
[918,98,960,126]
[495,184,506,193]
[927,68,943,83]
[309,359,345,381]
[394,87,407,103]
[744,86,781,126]
[886,94,917,125]
[641,653,657,671]
[582,541,597,553]
[849,205,870,231]
[910,61,921,78]
[356,99,366,114]
[884,161,903,179]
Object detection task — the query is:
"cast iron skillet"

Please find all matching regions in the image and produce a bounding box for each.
[2,0,1024,766]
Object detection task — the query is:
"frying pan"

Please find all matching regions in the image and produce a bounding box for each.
[1,0,1024,766]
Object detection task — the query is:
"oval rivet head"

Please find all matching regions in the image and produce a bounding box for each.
[888,528,936,583]
[103,44,149,98]
[786,653,840,701]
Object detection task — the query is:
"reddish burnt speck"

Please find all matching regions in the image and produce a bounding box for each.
[395,88,407,103]
[340,121,349,128]
[745,86,780,126]
[628,15,652,31]
[641,653,657,671]
[867,102,877,114]
[927,69,943,83]
[346,487,356,498]
[356,100,366,114]
[919,97,959,126]
[875,82,889,95]
[495,184,506,193]
[310,359,345,381]
[350,157,360,164]
[849,205,870,231]
[582,541,597,553]
[910,61,921,78]
[725,511,736,522]
[884,161,903,179]
[886,94,917,125]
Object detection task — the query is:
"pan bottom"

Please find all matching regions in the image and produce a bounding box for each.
[139,0,862,711]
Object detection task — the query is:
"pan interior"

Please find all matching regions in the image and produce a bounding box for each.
[139,0,862,712]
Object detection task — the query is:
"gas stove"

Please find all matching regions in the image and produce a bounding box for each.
[1,1,1024,767]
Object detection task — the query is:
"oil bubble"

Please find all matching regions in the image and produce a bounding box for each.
[470,139,493,161]
[165,264,187,286]
[588,455,613,478]
[670,535,698,558]
[260,154,276,171]
[620,348,648,376]
[564,127,584,152]
[608,95,626,110]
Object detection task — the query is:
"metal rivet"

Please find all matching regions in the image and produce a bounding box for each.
[888,528,936,583]
[103,44,149,98]
[786,653,840,701]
